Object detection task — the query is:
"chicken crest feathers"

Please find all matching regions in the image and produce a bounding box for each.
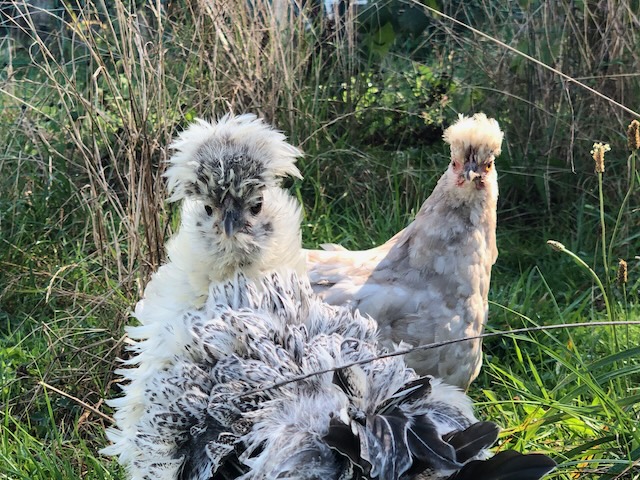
[165,113,303,203]
[443,112,504,160]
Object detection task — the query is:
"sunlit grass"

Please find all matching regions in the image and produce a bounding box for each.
[1,407,121,480]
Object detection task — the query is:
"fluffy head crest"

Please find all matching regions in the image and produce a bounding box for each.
[164,113,303,204]
[443,112,504,161]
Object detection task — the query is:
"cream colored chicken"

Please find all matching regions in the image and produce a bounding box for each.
[306,113,504,390]
[103,113,305,477]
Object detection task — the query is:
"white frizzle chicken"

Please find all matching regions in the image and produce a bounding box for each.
[111,270,556,480]
[306,113,504,390]
[102,113,304,473]
[138,113,305,324]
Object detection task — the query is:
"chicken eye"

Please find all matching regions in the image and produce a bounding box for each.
[250,200,263,216]
[204,205,213,216]
[484,161,493,171]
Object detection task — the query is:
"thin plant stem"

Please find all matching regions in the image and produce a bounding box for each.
[596,170,620,354]
[233,320,640,400]
[547,241,613,325]
[597,172,610,295]
[607,151,637,264]
[39,381,114,424]
[622,284,629,349]
[608,150,636,352]
[547,240,623,395]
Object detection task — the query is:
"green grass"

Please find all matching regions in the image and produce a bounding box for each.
[2,407,120,479]
[1,0,639,478]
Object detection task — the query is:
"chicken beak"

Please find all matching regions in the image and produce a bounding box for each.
[222,208,244,237]
[463,160,481,182]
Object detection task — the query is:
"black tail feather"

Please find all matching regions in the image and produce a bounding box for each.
[363,411,414,478]
[443,421,500,463]
[446,450,557,480]
[325,416,363,469]
[405,415,460,473]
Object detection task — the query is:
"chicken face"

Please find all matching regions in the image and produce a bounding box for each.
[162,114,304,277]
[451,149,496,191]
[445,113,502,194]
[454,145,496,190]
[183,186,289,272]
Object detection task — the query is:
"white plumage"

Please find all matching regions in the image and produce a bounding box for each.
[102,113,305,475]
[108,271,556,480]
[141,113,305,321]
[306,113,504,390]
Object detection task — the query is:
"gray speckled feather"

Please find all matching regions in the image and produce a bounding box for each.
[110,270,556,480]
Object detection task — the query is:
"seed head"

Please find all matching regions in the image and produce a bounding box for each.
[628,120,640,151]
[547,240,566,252]
[591,142,610,174]
[617,259,628,285]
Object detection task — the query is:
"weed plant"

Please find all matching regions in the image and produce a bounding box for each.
[0,1,639,478]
